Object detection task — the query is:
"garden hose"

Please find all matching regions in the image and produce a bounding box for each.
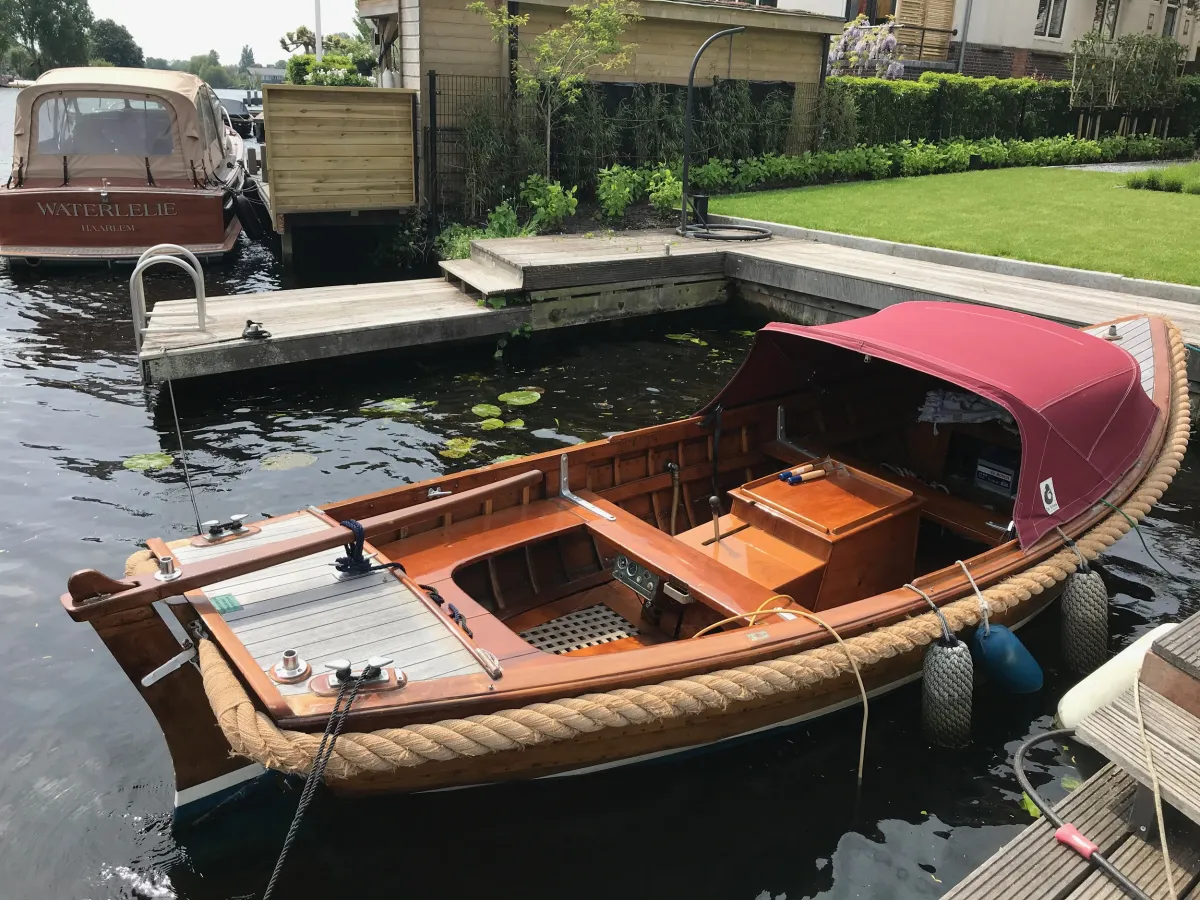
[1014,729,1155,900]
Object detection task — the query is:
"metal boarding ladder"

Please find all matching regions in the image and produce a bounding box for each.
[129,244,213,352]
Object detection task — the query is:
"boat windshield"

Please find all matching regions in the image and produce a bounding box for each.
[34,94,176,157]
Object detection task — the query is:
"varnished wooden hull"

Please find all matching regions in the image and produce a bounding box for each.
[0,185,239,262]
[329,589,1059,797]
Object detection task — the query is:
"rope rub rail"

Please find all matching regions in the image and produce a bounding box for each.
[189,325,1190,784]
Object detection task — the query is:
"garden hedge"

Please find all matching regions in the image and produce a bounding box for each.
[818,72,1200,151]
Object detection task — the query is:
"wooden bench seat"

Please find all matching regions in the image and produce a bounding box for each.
[579,492,783,619]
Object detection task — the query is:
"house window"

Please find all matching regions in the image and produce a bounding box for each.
[1093,0,1121,38]
[1163,2,1179,36]
[1034,0,1068,37]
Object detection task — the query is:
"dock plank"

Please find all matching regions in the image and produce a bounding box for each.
[944,764,1136,900]
[1076,686,1200,826]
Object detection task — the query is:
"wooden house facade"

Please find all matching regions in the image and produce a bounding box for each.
[357,0,843,130]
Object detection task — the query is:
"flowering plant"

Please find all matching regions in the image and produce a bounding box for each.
[827,15,904,79]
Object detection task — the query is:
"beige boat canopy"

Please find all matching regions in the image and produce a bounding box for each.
[9,67,233,185]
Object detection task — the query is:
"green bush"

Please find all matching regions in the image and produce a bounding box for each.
[1185,181,1200,195]
[435,201,533,259]
[596,164,646,219]
[647,166,683,217]
[284,53,370,86]
[691,158,735,191]
[1126,171,1149,189]
[519,175,578,233]
[818,73,1076,150]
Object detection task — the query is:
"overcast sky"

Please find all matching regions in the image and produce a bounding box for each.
[89,0,360,66]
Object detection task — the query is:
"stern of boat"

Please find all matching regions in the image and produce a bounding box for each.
[0,185,239,263]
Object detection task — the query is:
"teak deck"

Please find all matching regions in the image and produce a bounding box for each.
[944,764,1200,900]
[136,230,1200,385]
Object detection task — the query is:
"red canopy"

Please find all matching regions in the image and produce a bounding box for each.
[707,302,1159,548]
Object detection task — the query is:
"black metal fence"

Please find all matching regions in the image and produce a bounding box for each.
[425,70,820,223]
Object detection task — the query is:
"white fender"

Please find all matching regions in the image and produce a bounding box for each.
[1057,622,1178,728]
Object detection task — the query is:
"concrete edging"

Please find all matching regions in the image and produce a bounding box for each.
[707,214,1200,307]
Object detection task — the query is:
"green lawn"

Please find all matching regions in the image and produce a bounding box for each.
[709,167,1200,286]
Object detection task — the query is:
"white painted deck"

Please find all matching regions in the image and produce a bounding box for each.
[177,514,484,694]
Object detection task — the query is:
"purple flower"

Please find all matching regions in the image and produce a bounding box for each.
[886,60,905,79]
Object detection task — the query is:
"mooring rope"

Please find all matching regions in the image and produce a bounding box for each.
[180,323,1191,784]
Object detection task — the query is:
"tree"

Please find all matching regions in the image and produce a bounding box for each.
[470,0,640,177]
[238,44,256,71]
[354,15,373,43]
[9,0,93,75]
[89,18,143,67]
[280,25,316,55]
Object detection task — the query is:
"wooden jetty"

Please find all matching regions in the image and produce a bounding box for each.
[945,613,1200,900]
[135,230,1200,384]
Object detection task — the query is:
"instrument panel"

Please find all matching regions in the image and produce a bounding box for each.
[612,554,660,602]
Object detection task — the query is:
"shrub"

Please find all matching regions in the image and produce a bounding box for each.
[647,166,683,217]
[691,158,734,191]
[435,223,483,260]
[1185,181,1200,195]
[285,53,371,86]
[519,175,578,233]
[1143,169,1164,190]
[435,201,533,259]
[596,164,646,219]
[1126,171,1149,190]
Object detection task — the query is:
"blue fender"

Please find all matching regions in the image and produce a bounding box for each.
[970,624,1043,694]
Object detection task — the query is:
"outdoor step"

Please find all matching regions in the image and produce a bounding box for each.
[439,258,524,298]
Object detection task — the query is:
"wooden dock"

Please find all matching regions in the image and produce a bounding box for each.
[136,229,1200,384]
[944,613,1200,900]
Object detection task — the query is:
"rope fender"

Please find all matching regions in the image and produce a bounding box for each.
[194,324,1192,783]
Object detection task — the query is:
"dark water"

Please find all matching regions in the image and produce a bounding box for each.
[2,86,1199,900]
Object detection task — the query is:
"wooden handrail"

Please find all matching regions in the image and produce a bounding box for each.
[61,469,544,622]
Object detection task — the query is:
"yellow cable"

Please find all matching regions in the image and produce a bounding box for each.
[689,595,869,785]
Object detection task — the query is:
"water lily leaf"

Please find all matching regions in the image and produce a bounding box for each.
[1018,792,1042,819]
[493,454,525,463]
[440,437,478,457]
[122,452,174,471]
[504,419,524,429]
[733,329,756,337]
[260,451,316,471]
[479,418,505,430]
[472,403,502,418]
[363,397,423,415]
[1061,776,1082,792]
[498,390,540,406]
[665,333,708,346]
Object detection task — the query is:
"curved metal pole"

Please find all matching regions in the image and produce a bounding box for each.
[679,26,745,236]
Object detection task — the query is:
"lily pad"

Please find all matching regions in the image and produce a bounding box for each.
[363,397,424,415]
[439,437,478,459]
[493,454,525,463]
[498,390,541,406]
[1018,792,1042,819]
[665,333,708,347]
[472,403,502,418]
[504,419,524,429]
[260,451,317,471]
[122,452,174,471]
[1061,776,1082,792]
[478,418,506,431]
[733,329,756,337]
